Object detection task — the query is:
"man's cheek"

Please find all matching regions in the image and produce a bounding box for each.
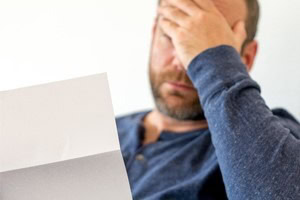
[152,46,174,68]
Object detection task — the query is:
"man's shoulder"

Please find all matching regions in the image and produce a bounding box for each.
[272,108,299,123]
[272,108,300,138]
[115,110,151,132]
[115,110,151,149]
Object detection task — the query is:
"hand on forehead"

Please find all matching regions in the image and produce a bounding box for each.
[159,0,247,27]
[160,0,216,12]
[156,0,248,67]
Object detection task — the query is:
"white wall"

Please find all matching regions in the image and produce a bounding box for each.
[0,0,299,120]
[252,0,300,120]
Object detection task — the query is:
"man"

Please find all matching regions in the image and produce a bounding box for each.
[116,0,300,199]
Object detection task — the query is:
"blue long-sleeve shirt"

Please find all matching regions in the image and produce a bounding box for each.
[116,46,300,200]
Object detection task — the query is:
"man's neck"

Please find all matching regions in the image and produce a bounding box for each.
[142,109,208,145]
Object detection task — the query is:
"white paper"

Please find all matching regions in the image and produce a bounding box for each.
[0,73,132,199]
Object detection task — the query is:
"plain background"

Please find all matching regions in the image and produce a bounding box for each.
[0,0,299,120]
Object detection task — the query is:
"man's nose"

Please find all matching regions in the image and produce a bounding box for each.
[171,51,185,71]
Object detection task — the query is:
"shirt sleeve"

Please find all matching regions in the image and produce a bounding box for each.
[187,45,300,200]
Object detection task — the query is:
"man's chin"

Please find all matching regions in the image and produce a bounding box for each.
[155,99,205,121]
[163,96,187,106]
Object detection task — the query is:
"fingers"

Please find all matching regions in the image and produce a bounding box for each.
[162,0,218,15]
[232,21,247,52]
[158,6,189,27]
[158,17,179,39]
[163,0,200,16]
[192,0,218,12]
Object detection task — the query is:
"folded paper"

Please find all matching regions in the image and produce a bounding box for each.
[0,73,132,200]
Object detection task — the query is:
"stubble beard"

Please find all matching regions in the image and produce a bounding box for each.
[149,62,206,121]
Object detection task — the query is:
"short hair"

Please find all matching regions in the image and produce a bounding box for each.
[157,0,260,44]
[245,0,260,43]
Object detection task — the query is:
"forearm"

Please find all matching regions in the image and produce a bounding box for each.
[187,45,300,200]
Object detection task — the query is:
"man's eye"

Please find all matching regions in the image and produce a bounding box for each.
[162,34,171,41]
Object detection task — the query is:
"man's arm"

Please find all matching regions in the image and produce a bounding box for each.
[158,0,300,198]
[187,45,300,200]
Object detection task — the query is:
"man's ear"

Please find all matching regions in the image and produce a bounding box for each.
[241,40,258,72]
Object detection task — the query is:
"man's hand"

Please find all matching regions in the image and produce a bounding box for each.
[158,0,247,69]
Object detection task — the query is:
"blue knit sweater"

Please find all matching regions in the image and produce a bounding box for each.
[116,46,300,200]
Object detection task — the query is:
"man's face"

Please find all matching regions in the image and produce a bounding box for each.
[149,0,247,121]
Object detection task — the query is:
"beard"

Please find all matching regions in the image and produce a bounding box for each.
[149,62,206,121]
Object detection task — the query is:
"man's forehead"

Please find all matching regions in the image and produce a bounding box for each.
[160,0,247,26]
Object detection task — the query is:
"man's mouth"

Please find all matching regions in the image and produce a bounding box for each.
[167,81,195,91]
